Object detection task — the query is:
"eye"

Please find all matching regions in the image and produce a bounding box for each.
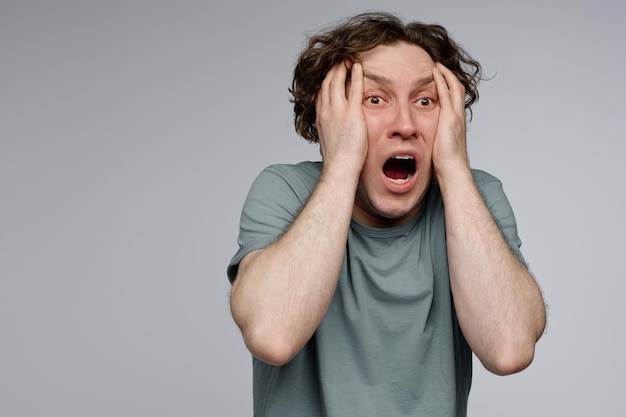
[365,95,383,105]
[417,97,434,107]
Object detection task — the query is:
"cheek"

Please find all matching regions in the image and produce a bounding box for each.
[362,116,387,173]
[420,113,439,143]
[364,112,396,155]
[363,113,385,141]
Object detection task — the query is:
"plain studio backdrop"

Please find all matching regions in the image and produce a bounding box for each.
[1,0,624,415]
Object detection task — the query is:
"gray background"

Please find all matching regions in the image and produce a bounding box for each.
[1,0,624,415]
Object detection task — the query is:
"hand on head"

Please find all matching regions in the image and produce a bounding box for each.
[315,61,368,174]
[432,63,470,176]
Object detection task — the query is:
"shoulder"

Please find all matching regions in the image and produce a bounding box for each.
[254,161,322,196]
[471,168,501,187]
[469,168,509,206]
[262,161,322,182]
[245,161,322,209]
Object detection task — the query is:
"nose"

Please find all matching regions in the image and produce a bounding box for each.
[390,101,417,140]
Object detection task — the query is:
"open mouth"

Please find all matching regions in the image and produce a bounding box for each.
[383,155,416,183]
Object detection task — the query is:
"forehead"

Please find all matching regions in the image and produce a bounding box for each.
[358,42,435,77]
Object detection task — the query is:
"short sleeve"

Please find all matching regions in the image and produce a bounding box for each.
[227,163,320,283]
[473,170,528,267]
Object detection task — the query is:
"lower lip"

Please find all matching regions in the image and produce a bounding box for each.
[381,170,418,193]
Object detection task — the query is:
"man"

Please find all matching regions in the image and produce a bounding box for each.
[227,11,546,417]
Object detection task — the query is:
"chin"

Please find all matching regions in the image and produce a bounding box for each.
[354,180,427,227]
[379,206,417,222]
[361,200,422,228]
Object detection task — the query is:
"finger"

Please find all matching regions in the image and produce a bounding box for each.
[433,65,451,110]
[435,63,465,112]
[347,62,363,110]
[316,64,338,120]
[328,61,350,104]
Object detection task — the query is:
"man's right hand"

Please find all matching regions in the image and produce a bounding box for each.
[315,61,368,175]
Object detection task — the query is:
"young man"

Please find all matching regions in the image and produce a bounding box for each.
[227,12,546,417]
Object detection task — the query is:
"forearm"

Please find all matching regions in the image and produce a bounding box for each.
[439,165,546,375]
[230,164,359,365]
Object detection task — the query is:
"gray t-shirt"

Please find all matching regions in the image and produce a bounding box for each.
[228,161,526,417]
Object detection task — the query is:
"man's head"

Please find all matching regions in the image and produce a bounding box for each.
[290,11,482,143]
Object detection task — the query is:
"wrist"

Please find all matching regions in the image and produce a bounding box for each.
[435,159,474,196]
[321,156,363,183]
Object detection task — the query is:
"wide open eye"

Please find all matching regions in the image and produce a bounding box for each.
[365,95,382,105]
[417,97,434,107]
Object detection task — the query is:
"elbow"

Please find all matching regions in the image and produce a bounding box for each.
[483,341,536,376]
[230,290,300,366]
[231,306,297,366]
[485,353,533,376]
[230,276,306,366]
[481,306,546,376]
[241,325,300,366]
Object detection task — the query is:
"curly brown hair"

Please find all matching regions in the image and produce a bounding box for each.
[290,12,483,142]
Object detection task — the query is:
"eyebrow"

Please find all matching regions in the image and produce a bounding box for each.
[363,71,434,90]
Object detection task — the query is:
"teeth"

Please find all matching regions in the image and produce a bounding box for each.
[392,155,414,160]
[388,174,414,184]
